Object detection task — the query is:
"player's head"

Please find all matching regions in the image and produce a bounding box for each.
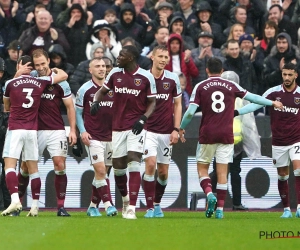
[206,57,223,76]
[221,71,240,85]
[16,55,33,73]
[89,57,106,81]
[151,45,169,71]
[116,45,139,68]
[102,56,113,77]
[32,49,51,76]
[282,62,297,89]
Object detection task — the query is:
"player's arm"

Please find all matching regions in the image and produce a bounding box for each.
[179,104,198,142]
[3,97,10,112]
[63,97,77,146]
[144,96,156,119]
[90,86,110,116]
[170,95,182,145]
[52,68,68,84]
[75,106,92,146]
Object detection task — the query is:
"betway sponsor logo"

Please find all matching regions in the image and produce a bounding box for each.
[156,94,169,100]
[114,86,141,96]
[274,106,299,114]
[41,93,55,100]
[89,101,113,108]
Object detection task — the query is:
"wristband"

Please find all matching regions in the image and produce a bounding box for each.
[173,127,179,132]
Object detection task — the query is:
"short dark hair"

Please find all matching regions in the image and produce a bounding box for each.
[282,62,297,71]
[234,5,247,16]
[121,37,135,47]
[32,49,49,60]
[206,57,223,74]
[122,45,140,60]
[17,55,33,67]
[156,26,169,34]
[269,4,283,12]
[102,56,113,65]
[104,8,116,17]
[152,45,168,55]
[226,39,239,48]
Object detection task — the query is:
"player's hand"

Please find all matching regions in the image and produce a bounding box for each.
[72,139,83,157]
[234,110,239,117]
[179,129,186,143]
[272,100,283,110]
[170,130,179,145]
[68,130,77,146]
[90,101,100,116]
[81,131,92,146]
[132,115,147,135]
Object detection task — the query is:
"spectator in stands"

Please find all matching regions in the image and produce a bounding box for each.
[18,10,70,56]
[147,26,169,56]
[131,0,155,29]
[114,3,145,46]
[20,3,46,34]
[263,32,300,88]
[188,1,226,49]
[191,31,224,86]
[165,33,199,95]
[179,72,189,113]
[268,4,298,45]
[223,39,258,93]
[227,23,245,41]
[0,0,26,58]
[4,40,22,79]
[86,0,107,21]
[173,0,197,27]
[104,8,118,25]
[86,20,122,64]
[121,37,152,70]
[63,3,92,66]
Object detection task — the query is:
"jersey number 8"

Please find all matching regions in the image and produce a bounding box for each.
[211,91,225,113]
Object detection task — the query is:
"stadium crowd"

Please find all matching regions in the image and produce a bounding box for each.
[1,0,300,219]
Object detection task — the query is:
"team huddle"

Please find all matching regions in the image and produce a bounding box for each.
[1,44,300,219]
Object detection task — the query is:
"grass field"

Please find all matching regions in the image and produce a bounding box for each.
[0,210,299,250]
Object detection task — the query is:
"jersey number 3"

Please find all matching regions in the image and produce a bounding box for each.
[22,88,34,108]
[211,91,225,113]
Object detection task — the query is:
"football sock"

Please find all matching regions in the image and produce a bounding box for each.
[55,170,67,209]
[294,169,300,205]
[5,168,19,199]
[30,172,41,200]
[106,177,113,205]
[91,179,101,206]
[216,183,227,208]
[154,177,167,204]
[278,176,290,208]
[114,168,128,197]
[94,179,111,206]
[143,174,155,209]
[216,207,223,211]
[128,161,141,206]
[128,205,136,213]
[199,177,212,194]
[18,169,29,200]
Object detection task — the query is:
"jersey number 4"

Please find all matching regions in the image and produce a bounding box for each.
[22,88,34,108]
[211,91,225,113]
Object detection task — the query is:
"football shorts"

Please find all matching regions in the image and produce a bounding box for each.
[85,140,112,166]
[272,142,300,168]
[196,143,234,164]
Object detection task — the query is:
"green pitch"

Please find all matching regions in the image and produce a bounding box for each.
[1,211,299,249]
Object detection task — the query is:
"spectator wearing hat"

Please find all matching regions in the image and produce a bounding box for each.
[188,1,226,49]
[223,39,258,93]
[191,31,224,85]
[114,3,145,46]
[4,40,23,79]
[263,32,300,88]
[239,34,256,61]
[63,3,93,66]
[144,1,174,46]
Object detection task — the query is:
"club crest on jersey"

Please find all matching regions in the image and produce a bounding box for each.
[294,97,300,105]
[273,159,276,165]
[134,79,142,86]
[144,149,148,155]
[108,90,114,98]
[47,85,54,91]
[276,97,281,101]
[92,155,98,160]
[163,82,170,90]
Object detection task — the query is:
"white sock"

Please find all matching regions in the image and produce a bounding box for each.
[206,191,212,197]
[297,204,300,210]
[32,199,39,207]
[284,207,291,211]
[104,201,112,211]
[122,194,129,203]
[128,205,135,212]
[11,193,19,203]
[216,207,223,211]
[89,202,97,208]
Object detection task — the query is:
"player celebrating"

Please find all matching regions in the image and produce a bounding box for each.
[143,45,182,218]
[91,45,156,219]
[18,49,76,217]
[237,62,300,218]
[75,57,117,217]
[179,58,283,219]
[1,56,68,216]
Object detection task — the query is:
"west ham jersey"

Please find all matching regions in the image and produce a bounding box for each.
[190,76,247,144]
[264,85,300,146]
[103,66,156,131]
[4,75,53,130]
[147,70,182,134]
[76,80,113,141]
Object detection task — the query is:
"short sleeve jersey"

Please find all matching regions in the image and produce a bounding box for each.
[76,80,113,141]
[190,76,247,144]
[103,66,156,131]
[147,70,182,134]
[3,75,53,130]
[38,71,72,130]
[263,85,300,146]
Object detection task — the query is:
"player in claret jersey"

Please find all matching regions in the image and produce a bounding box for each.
[17,49,76,217]
[91,45,157,219]
[1,56,68,216]
[75,57,117,217]
[237,62,300,218]
[179,57,283,219]
[143,45,182,218]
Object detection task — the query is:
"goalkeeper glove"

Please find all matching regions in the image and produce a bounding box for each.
[234,110,239,117]
[132,115,147,135]
[72,139,83,157]
[90,101,100,116]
